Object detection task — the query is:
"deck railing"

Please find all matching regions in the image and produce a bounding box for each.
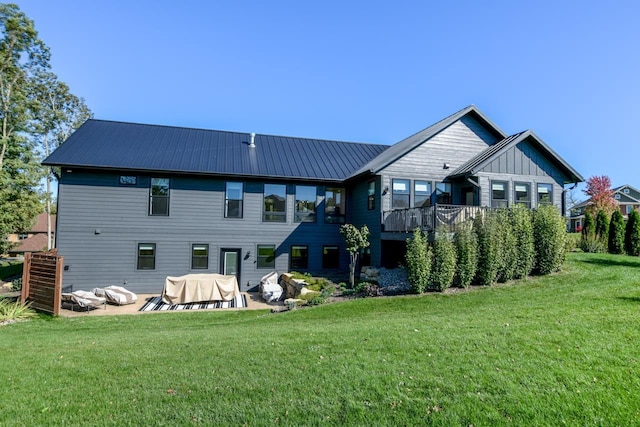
[382,204,491,232]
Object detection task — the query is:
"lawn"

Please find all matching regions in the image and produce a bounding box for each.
[2,252,640,426]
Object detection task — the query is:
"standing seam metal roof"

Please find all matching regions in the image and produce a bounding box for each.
[42,119,390,181]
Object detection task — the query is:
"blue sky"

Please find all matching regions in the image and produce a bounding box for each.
[20,1,640,196]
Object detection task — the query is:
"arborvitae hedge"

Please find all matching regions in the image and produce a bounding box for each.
[595,209,610,240]
[454,223,478,288]
[533,205,567,274]
[512,206,535,279]
[582,211,595,237]
[405,228,431,293]
[625,209,640,256]
[474,212,500,286]
[608,210,625,254]
[430,230,457,291]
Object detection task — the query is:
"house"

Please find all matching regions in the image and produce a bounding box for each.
[42,105,583,294]
[568,184,640,232]
[4,213,56,257]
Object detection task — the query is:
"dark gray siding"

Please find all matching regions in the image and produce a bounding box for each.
[56,170,349,293]
[378,115,499,212]
[349,176,382,266]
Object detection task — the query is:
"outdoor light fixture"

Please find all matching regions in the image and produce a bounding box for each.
[382,186,389,195]
[443,163,450,169]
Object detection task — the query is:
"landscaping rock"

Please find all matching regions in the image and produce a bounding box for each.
[378,267,411,295]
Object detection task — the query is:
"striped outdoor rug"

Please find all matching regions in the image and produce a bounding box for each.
[139,294,247,312]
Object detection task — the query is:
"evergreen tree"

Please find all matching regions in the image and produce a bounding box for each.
[595,209,610,240]
[608,210,625,254]
[582,211,595,237]
[625,209,640,256]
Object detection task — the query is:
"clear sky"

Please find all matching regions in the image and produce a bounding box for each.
[18,1,640,196]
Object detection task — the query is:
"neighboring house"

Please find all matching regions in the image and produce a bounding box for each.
[42,105,583,294]
[568,184,640,232]
[5,213,56,257]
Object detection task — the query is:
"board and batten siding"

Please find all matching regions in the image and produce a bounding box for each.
[379,115,500,212]
[56,170,348,293]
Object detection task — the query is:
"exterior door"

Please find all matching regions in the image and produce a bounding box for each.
[220,248,241,284]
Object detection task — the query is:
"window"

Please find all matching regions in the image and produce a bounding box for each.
[514,183,530,208]
[18,233,28,240]
[435,182,452,204]
[624,188,630,194]
[191,244,209,269]
[149,178,170,216]
[295,185,317,223]
[225,182,243,218]
[322,245,339,269]
[137,243,156,270]
[537,183,553,206]
[290,245,308,270]
[491,181,508,207]
[257,245,276,269]
[119,176,137,186]
[325,187,346,224]
[626,205,633,215]
[615,193,621,200]
[263,184,287,222]
[392,179,410,209]
[414,180,432,207]
[367,181,376,210]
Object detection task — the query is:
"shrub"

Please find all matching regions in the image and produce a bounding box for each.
[533,205,567,275]
[579,233,607,253]
[453,222,477,288]
[474,212,500,286]
[565,233,581,253]
[582,211,595,237]
[625,209,640,256]
[595,209,610,240]
[495,208,517,283]
[608,210,625,254]
[511,206,535,279]
[0,299,36,321]
[11,277,22,292]
[430,230,456,291]
[405,228,431,293]
[363,283,383,297]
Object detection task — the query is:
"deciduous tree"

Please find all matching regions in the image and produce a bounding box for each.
[340,224,370,287]
[583,175,616,216]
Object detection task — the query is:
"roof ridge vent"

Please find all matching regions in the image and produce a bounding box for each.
[249,132,256,148]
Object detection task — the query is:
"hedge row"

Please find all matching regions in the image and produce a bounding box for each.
[580,208,640,256]
[405,205,566,293]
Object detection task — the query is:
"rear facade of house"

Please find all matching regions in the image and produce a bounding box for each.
[43,106,583,294]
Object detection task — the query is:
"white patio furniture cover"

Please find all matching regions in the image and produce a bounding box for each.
[92,286,138,305]
[162,274,240,305]
[61,290,106,309]
[260,271,282,302]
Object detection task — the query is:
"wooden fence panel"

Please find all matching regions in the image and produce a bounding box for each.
[20,250,63,316]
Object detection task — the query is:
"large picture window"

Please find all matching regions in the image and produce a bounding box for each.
[149,178,170,216]
[491,181,508,207]
[225,182,243,218]
[435,182,451,204]
[137,243,156,270]
[392,179,410,209]
[537,183,553,206]
[257,245,276,269]
[263,184,287,222]
[515,183,530,208]
[290,245,309,270]
[414,180,432,207]
[367,181,375,210]
[322,246,339,269]
[325,187,346,224]
[191,244,209,269]
[295,185,317,223]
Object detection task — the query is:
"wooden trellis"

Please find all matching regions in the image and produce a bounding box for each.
[21,249,64,316]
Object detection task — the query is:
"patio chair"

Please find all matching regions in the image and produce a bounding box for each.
[61,290,107,311]
[92,286,138,305]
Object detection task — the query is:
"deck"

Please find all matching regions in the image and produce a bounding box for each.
[382,204,490,233]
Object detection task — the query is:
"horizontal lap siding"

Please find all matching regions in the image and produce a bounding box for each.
[379,116,499,212]
[57,171,347,293]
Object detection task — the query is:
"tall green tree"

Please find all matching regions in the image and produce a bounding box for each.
[28,70,92,249]
[0,4,50,254]
[594,209,610,241]
[339,224,370,287]
[608,210,625,254]
[625,209,640,256]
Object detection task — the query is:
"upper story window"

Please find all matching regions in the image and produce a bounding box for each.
[149,178,170,216]
[615,193,621,200]
[491,181,508,208]
[295,185,317,223]
[392,179,410,209]
[191,244,209,269]
[263,184,287,222]
[225,182,243,218]
[515,183,530,208]
[414,180,432,207]
[137,243,156,270]
[435,182,452,205]
[367,181,375,210]
[624,188,630,194]
[537,183,553,206]
[325,187,346,224]
[18,233,28,240]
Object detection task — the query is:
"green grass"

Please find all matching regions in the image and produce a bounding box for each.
[2,252,640,426]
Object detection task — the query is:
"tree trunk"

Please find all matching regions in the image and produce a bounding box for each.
[349,252,358,288]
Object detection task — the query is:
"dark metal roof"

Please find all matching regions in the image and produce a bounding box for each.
[347,105,506,179]
[448,130,584,184]
[43,119,390,182]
